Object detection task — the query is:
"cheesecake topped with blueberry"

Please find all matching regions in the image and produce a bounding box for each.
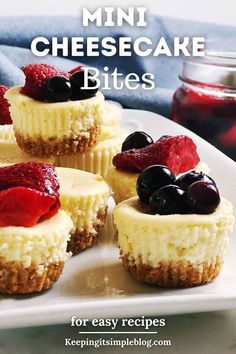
[105,132,209,203]
[5,64,104,157]
[114,164,234,288]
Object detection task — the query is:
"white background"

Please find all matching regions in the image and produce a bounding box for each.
[0,0,235,26]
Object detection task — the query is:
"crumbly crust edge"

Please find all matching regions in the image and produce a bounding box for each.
[121,252,222,288]
[15,126,101,157]
[0,258,64,294]
[67,207,107,255]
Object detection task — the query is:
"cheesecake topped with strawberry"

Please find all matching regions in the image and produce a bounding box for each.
[105,132,209,203]
[5,64,104,157]
[0,162,73,294]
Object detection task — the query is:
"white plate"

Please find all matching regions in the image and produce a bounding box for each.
[0,109,236,329]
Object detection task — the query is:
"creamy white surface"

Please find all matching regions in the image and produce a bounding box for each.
[56,167,109,233]
[114,197,234,266]
[5,87,104,139]
[0,211,73,270]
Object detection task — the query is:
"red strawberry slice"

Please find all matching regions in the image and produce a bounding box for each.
[0,162,60,198]
[0,85,12,125]
[68,65,84,75]
[0,162,61,226]
[0,187,58,227]
[21,63,70,101]
[113,135,200,175]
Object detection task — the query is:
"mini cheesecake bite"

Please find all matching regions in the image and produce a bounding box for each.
[114,166,234,288]
[55,128,128,177]
[5,64,105,157]
[100,101,123,140]
[0,162,110,256]
[105,132,209,203]
[56,167,110,254]
[0,162,73,294]
[0,124,15,140]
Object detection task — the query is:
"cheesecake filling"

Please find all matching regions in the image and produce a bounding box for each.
[100,101,122,140]
[56,167,109,234]
[60,193,109,235]
[56,128,128,176]
[114,197,234,268]
[0,211,73,272]
[0,124,15,140]
[5,87,104,140]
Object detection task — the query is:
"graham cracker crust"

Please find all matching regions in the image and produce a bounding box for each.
[15,126,101,157]
[0,258,64,294]
[121,253,222,288]
[67,207,107,255]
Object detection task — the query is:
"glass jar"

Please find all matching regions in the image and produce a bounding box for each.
[171,52,236,161]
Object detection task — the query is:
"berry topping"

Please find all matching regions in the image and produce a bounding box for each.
[21,64,69,101]
[185,181,220,214]
[113,135,200,175]
[70,71,98,100]
[0,162,60,226]
[45,76,72,102]
[0,187,57,227]
[172,85,236,161]
[136,165,175,203]
[150,185,185,215]
[136,165,220,215]
[122,131,154,152]
[68,65,83,75]
[0,85,12,125]
[0,162,59,197]
[176,171,216,190]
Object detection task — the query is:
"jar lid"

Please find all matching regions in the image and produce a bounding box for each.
[181,48,236,91]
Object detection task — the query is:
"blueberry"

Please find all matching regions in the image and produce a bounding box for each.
[136,165,175,204]
[150,185,185,215]
[185,181,220,214]
[122,131,153,152]
[45,76,71,102]
[70,71,98,100]
[176,171,216,190]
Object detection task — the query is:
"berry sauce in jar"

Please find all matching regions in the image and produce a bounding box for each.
[171,52,236,161]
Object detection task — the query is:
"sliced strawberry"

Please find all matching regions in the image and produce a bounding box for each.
[68,65,84,75]
[0,162,60,226]
[0,85,12,125]
[0,187,59,227]
[113,135,200,175]
[0,162,60,198]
